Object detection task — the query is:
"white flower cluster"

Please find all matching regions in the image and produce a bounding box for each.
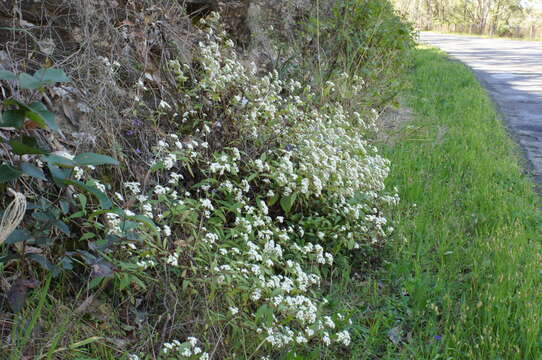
[112,13,398,357]
[161,337,209,359]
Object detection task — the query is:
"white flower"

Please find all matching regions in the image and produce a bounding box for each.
[154,185,167,195]
[159,100,172,110]
[124,182,141,194]
[229,306,239,315]
[187,337,198,347]
[166,253,178,266]
[73,167,84,180]
[200,198,214,210]
[336,330,351,346]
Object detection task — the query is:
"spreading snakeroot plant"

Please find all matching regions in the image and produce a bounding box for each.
[115,13,398,359]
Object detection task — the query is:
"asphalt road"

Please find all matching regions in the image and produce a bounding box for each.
[420,32,542,183]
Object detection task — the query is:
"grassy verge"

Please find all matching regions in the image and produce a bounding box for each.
[350,47,542,359]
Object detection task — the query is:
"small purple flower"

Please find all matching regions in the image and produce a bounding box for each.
[135,148,142,154]
[434,335,442,341]
[126,130,135,136]
[132,119,143,127]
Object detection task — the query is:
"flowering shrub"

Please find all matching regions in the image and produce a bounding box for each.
[118,14,398,358]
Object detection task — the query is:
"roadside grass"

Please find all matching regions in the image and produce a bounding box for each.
[348,46,542,359]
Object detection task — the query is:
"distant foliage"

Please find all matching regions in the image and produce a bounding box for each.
[306,0,415,108]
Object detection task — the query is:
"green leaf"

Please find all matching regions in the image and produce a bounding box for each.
[78,194,87,208]
[18,73,42,90]
[0,110,25,128]
[42,154,76,167]
[280,195,295,214]
[74,153,119,166]
[7,136,47,155]
[55,220,70,235]
[33,68,70,84]
[28,102,58,132]
[0,164,22,183]
[59,256,74,270]
[59,200,70,215]
[88,276,105,290]
[20,162,47,180]
[63,179,112,209]
[0,69,16,81]
[80,233,95,241]
[5,229,31,244]
[47,163,70,185]
[28,254,55,271]
[268,193,280,206]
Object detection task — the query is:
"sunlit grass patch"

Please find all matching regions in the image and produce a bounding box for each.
[357,46,542,359]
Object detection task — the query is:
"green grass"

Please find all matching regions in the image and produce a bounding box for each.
[349,47,542,359]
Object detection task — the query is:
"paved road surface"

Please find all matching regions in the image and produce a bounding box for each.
[420,32,542,183]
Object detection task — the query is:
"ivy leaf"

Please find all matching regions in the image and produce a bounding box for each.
[0,164,22,183]
[74,153,119,166]
[20,162,47,180]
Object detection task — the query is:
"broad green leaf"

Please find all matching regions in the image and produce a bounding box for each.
[125,215,157,233]
[63,179,112,209]
[80,233,95,241]
[5,229,31,244]
[28,102,58,132]
[78,194,87,208]
[20,162,47,180]
[280,195,295,214]
[33,68,71,83]
[0,69,16,81]
[59,200,70,214]
[88,277,105,290]
[18,73,42,90]
[0,164,22,183]
[55,220,71,235]
[74,152,119,166]
[47,163,70,185]
[268,193,279,206]
[8,137,47,155]
[0,110,25,128]
[59,256,74,270]
[42,154,76,167]
[28,254,55,271]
